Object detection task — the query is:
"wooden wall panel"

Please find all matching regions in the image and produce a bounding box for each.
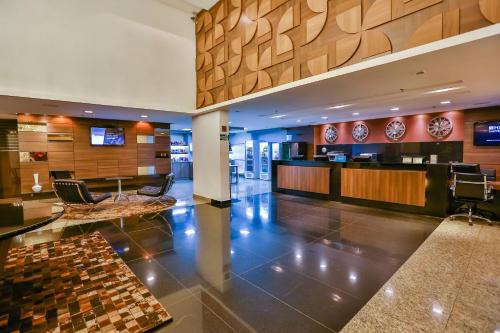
[463,107,500,180]
[277,165,330,194]
[17,115,169,191]
[195,0,492,107]
[20,162,50,193]
[341,168,426,206]
[74,160,98,179]
[155,159,172,174]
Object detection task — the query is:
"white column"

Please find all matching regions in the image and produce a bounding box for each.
[192,110,230,203]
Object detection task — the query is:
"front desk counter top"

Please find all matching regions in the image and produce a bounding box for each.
[272,160,450,217]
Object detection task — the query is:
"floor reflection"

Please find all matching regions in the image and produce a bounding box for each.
[0,192,439,333]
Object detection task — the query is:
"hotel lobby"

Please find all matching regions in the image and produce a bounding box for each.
[0,0,500,332]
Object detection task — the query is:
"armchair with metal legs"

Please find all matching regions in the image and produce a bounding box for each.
[52,179,112,213]
[449,172,494,226]
[137,173,176,235]
[137,173,175,207]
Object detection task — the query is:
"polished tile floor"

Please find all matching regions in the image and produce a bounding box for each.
[0,190,439,332]
[342,217,500,333]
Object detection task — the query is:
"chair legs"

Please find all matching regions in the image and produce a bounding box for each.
[139,213,173,236]
[449,203,492,226]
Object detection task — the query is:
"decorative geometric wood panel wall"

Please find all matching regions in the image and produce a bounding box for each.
[196,0,497,108]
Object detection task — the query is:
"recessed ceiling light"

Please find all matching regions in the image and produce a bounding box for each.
[327,104,352,110]
[426,87,462,94]
[84,110,94,114]
[297,119,302,123]
[352,112,360,116]
[440,100,451,105]
[390,107,399,111]
[228,121,232,124]
[270,114,286,119]
[321,116,328,120]
[140,115,148,118]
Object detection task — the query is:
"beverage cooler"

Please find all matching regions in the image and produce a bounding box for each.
[245,140,260,179]
[259,142,273,180]
[272,143,280,160]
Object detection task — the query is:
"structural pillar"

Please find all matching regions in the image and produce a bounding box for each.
[192,110,230,206]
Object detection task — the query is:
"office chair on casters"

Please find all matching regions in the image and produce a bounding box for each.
[449,172,494,226]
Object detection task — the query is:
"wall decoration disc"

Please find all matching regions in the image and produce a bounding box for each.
[324,126,338,143]
[385,120,406,140]
[427,116,453,139]
[352,123,369,142]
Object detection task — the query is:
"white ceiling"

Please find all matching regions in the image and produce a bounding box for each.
[156,0,218,14]
[0,95,193,127]
[222,28,500,131]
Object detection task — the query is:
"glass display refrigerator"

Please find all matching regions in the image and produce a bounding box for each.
[245,140,260,179]
[259,142,273,180]
[272,143,280,160]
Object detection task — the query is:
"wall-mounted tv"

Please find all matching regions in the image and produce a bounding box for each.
[90,127,125,146]
[473,121,500,146]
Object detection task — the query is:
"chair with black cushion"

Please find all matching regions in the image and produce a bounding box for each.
[52,179,112,212]
[137,173,175,206]
[449,172,494,225]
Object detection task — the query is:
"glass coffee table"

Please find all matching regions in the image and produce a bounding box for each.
[106,176,133,202]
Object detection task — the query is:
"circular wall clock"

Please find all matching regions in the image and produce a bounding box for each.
[352,123,369,142]
[427,116,453,139]
[385,120,406,140]
[324,126,338,143]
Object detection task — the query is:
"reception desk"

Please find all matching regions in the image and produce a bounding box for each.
[272,160,450,217]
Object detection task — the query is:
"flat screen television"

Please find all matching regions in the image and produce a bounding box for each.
[90,127,125,146]
[473,121,500,146]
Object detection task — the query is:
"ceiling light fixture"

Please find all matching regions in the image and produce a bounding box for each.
[297,119,302,123]
[228,121,232,124]
[140,115,148,118]
[390,107,399,111]
[270,114,286,119]
[426,87,462,94]
[352,112,360,116]
[440,100,451,105]
[181,128,192,131]
[327,104,352,110]
[84,110,94,114]
[321,116,328,120]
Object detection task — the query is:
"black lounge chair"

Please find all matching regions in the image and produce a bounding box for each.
[137,173,175,207]
[53,179,112,212]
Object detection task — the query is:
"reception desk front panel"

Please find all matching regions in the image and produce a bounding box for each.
[340,168,426,207]
[277,165,330,194]
[272,160,450,217]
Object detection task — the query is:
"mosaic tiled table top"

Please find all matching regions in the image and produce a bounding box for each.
[0,232,172,333]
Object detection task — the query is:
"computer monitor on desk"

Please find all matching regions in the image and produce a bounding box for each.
[451,163,481,174]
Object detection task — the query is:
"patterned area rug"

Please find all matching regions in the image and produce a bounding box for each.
[0,232,172,332]
[60,195,176,222]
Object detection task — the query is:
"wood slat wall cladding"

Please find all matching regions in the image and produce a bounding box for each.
[17,115,171,193]
[341,168,426,206]
[195,0,498,108]
[277,165,330,194]
[463,107,500,180]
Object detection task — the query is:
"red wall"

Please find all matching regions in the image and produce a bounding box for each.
[314,111,464,145]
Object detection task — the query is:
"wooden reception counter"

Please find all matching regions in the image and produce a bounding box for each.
[272,160,450,217]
